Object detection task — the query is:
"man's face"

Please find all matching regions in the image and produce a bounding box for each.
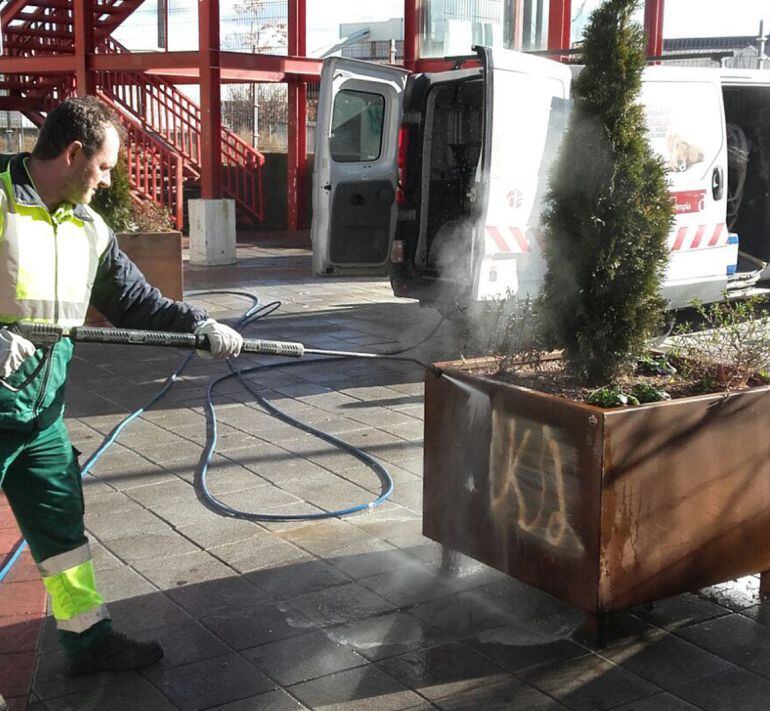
[63,124,120,205]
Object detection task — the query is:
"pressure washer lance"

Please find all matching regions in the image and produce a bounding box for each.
[1,322,443,391]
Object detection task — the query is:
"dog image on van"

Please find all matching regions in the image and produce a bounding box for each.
[666,132,705,172]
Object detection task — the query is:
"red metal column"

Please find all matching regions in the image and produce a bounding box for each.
[73,0,96,95]
[404,0,419,71]
[644,0,665,57]
[198,0,222,199]
[287,0,307,230]
[547,0,571,53]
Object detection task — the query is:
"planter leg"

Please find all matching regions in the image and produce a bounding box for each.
[760,571,770,600]
[577,612,609,649]
[441,546,463,574]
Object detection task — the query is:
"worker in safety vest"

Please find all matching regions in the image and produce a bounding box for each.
[0,97,242,676]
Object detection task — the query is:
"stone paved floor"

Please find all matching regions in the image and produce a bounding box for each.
[7,239,770,710]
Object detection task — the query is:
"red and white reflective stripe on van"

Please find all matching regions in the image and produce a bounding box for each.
[670,223,727,251]
[486,224,729,254]
[485,226,544,254]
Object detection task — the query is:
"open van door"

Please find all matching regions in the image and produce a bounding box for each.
[312,58,409,276]
[473,48,571,301]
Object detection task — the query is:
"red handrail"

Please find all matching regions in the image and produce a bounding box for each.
[0,6,265,225]
[101,36,265,222]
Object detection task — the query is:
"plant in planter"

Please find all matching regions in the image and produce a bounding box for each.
[537,0,672,384]
[423,0,770,642]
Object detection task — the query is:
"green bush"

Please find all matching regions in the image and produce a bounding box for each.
[91,154,174,233]
[538,0,674,383]
[91,153,133,232]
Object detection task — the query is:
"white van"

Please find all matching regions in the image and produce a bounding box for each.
[311,47,770,311]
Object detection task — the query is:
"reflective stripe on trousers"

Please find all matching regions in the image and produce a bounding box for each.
[38,542,109,633]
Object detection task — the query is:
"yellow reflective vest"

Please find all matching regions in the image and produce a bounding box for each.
[0,153,205,431]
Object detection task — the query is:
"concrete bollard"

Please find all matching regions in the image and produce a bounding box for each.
[189,199,237,266]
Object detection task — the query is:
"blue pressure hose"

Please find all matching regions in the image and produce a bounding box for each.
[1,291,444,580]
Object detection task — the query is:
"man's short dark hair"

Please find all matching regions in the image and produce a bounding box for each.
[32,97,122,160]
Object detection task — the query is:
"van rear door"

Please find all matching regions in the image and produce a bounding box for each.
[640,67,728,307]
[474,48,572,300]
[312,58,409,276]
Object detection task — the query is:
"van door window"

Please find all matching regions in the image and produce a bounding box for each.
[330,90,385,163]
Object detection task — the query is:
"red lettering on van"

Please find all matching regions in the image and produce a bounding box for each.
[672,190,706,214]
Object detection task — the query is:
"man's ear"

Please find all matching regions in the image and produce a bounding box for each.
[63,141,83,166]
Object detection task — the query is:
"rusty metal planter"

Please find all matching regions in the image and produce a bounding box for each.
[423,357,770,614]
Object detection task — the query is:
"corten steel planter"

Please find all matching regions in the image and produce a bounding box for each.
[423,357,770,620]
[86,231,184,325]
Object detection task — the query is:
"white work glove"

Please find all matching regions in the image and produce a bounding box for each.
[194,319,243,359]
[0,329,36,379]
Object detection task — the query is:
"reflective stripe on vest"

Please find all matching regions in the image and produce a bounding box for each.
[0,172,111,327]
[38,543,110,633]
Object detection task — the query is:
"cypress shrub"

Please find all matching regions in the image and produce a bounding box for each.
[538,0,673,383]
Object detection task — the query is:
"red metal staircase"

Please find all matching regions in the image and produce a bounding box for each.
[0,1,265,229]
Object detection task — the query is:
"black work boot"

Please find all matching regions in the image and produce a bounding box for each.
[65,630,164,676]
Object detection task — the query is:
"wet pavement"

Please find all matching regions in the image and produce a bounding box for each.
[3,235,770,710]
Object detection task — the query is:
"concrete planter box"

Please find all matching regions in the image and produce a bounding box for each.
[423,358,770,629]
[87,231,183,324]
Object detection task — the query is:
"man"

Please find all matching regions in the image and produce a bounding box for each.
[0,97,242,676]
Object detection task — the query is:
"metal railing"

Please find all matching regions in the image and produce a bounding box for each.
[101,36,265,223]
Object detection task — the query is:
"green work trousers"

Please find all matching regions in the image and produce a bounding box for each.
[0,417,111,654]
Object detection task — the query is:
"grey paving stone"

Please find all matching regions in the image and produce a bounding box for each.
[478,577,573,624]
[739,601,770,628]
[89,540,125,572]
[612,692,701,710]
[408,589,523,640]
[127,477,197,506]
[143,618,232,670]
[242,629,367,686]
[82,490,140,516]
[336,462,419,495]
[144,653,276,711]
[85,506,169,541]
[358,562,467,607]
[386,479,423,510]
[431,675,565,710]
[92,565,158,603]
[328,543,420,580]
[520,653,661,711]
[42,674,176,711]
[167,575,272,617]
[108,589,191,633]
[200,602,317,650]
[215,485,305,514]
[288,582,396,627]
[208,689,307,710]
[634,593,731,631]
[464,621,588,674]
[246,558,353,600]
[326,611,449,662]
[598,632,735,689]
[130,551,235,590]
[178,517,267,549]
[289,665,428,711]
[376,641,510,701]
[673,667,770,711]
[106,529,202,561]
[209,536,310,574]
[697,576,761,612]
[675,612,770,667]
